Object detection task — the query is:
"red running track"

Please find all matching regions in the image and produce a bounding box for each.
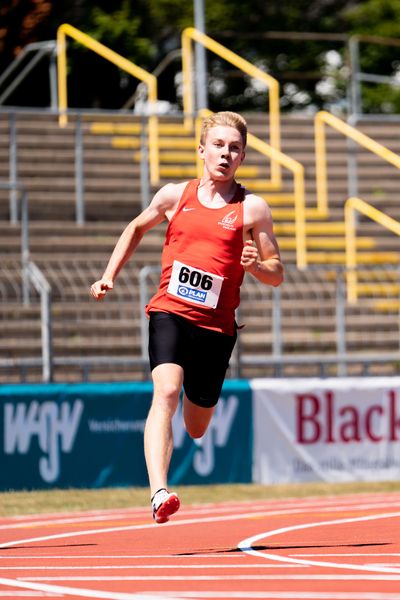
[0,491,400,599]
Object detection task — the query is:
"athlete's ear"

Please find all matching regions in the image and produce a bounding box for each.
[198,144,205,160]
[240,150,246,163]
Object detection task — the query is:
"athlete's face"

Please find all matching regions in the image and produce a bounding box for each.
[198,125,245,181]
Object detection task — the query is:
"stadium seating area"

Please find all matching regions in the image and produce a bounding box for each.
[1,108,400,382]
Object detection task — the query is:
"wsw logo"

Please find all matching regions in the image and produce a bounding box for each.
[172,395,238,476]
[4,400,83,483]
[218,210,238,230]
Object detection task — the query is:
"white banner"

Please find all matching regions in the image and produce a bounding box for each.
[252,377,400,484]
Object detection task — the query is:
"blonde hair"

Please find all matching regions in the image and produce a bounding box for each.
[200,111,247,147]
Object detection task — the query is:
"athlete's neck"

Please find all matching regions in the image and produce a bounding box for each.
[197,177,237,206]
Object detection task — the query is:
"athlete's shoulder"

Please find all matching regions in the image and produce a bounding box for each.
[152,180,190,209]
[158,180,189,199]
[243,188,272,215]
[167,180,191,193]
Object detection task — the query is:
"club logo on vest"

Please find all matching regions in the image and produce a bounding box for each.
[218,210,238,231]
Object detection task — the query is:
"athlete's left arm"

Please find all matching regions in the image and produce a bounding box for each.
[241,195,284,287]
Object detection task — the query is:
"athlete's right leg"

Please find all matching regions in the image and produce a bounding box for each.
[144,362,183,498]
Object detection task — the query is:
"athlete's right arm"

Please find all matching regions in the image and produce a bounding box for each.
[90,183,182,300]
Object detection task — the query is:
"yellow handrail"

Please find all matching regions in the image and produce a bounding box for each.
[182,27,281,188]
[315,110,400,217]
[56,23,159,184]
[345,196,400,303]
[195,110,306,269]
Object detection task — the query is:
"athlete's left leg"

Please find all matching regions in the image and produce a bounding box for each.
[183,394,215,439]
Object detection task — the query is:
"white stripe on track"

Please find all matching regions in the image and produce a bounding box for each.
[0,554,245,559]
[238,511,400,575]
[3,500,400,552]
[0,577,180,600]
[290,553,400,557]
[136,592,400,599]
[3,493,400,531]
[0,564,304,570]
[0,593,61,597]
[12,574,400,581]
[0,507,345,550]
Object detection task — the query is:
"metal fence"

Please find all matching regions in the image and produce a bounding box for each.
[1,261,400,383]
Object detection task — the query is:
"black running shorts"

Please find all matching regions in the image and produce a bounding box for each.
[148,311,237,408]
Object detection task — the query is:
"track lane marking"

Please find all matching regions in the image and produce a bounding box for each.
[0,564,305,570]
[16,574,400,581]
[3,498,400,551]
[3,493,400,529]
[238,511,400,574]
[132,592,400,599]
[0,507,353,550]
[0,577,181,600]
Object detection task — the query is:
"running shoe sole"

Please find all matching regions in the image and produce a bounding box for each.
[154,493,180,524]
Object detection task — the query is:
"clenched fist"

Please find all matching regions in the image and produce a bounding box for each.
[90,279,114,300]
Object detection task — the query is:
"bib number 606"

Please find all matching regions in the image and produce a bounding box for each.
[178,266,212,290]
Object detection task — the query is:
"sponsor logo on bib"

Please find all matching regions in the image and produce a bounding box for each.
[177,285,207,303]
[168,260,223,308]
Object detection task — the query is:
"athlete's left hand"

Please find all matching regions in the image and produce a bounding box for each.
[240,240,259,272]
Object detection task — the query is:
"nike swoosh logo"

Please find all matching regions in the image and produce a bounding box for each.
[182,207,195,212]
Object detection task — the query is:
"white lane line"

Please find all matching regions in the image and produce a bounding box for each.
[0,513,149,532]
[0,577,180,600]
[0,506,336,535]
[0,565,304,570]
[0,507,344,550]
[3,499,400,552]
[0,555,246,559]
[0,508,148,521]
[0,593,61,597]
[368,563,400,568]
[238,511,400,575]
[15,574,400,581]
[290,553,400,557]
[137,592,400,599]
[3,494,400,532]
[2,491,399,526]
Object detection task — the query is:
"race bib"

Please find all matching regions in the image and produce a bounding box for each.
[167,260,224,309]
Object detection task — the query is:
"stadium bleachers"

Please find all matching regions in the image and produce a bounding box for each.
[1,109,399,382]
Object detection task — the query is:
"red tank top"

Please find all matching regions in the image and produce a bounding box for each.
[146,179,245,335]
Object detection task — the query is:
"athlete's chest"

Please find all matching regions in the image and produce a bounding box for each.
[170,202,243,241]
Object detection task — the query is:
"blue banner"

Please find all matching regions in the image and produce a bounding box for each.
[0,380,252,490]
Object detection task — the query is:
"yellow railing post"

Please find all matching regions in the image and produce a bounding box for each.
[181,27,282,188]
[57,27,68,129]
[56,23,159,184]
[345,196,400,303]
[315,110,400,219]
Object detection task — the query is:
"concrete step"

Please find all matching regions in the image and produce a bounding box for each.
[306,250,399,264]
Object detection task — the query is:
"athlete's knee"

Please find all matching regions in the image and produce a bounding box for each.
[152,364,183,407]
[185,421,209,439]
[184,411,213,439]
[152,382,181,413]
